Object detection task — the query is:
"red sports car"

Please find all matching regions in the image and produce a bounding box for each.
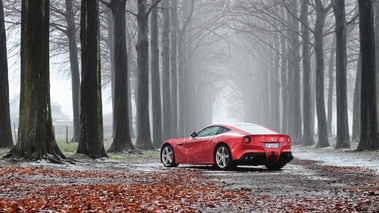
[160,123,293,170]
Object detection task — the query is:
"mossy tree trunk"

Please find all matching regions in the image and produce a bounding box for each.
[77,0,108,158]
[5,0,65,161]
[0,0,13,149]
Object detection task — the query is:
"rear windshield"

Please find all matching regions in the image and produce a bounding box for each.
[234,124,278,134]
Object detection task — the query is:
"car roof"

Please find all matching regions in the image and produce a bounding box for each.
[211,123,279,135]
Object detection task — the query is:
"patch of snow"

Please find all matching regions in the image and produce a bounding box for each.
[293,145,379,174]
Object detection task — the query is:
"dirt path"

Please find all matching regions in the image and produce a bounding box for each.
[1,147,379,212]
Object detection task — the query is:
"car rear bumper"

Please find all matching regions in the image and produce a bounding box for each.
[236,152,293,166]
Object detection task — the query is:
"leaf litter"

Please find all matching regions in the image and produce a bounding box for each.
[0,145,379,212]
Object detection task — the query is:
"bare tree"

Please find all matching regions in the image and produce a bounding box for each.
[77,0,108,158]
[162,0,171,141]
[135,0,154,149]
[287,0,302,144]
[300,0,315,146]
[101,0,135,152]
[357,0,378,150]
[0,0,13,149]
[375,0,379,132]
[64,0,80,142]
[333,0,350,149]
[314,0,331,148]
[326,36,335,136]
[352,53,361,142]
[170,0,179,137]
[150,0,163,147]
[5,0,65,162]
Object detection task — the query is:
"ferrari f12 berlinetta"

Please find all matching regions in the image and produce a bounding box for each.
[160,123,293,170]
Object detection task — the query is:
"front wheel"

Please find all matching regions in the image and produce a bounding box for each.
[214,144,235,170]
[161,144,178,167]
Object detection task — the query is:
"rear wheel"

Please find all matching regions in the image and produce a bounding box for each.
[214,144,235,170]
[161,145,178,167]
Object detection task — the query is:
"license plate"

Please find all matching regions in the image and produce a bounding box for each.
[264,143,280,148]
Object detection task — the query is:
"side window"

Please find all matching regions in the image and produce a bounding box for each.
[197,126,220,137]
[216,127,230,135]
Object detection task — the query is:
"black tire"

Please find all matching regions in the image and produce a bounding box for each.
[160,144,178,167]
[214,144,235,170]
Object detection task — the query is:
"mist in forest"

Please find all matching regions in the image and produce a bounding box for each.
[2,0,377,150]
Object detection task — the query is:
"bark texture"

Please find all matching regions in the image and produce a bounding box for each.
[314,0,330,148]
[135,0,154,149]
[300,0,315,146]
[65,0,80,142]
[170,0,179,138]
[333,0,350,149]
[77,0,108,158]
[162,0,171,141]
[357,0,378,151]
[0,0,13,149]
[107,0,135,152]
[150,0,163,148]
[6,0,65,161]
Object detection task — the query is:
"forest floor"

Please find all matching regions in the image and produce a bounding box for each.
[0,139,379,212]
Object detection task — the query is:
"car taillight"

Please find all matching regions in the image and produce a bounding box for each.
[243,136,251,143]
[287,137,291,143]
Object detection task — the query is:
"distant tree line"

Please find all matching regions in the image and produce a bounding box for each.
[0,0,378,161]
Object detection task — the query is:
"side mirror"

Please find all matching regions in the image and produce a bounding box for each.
[190,132,197,138]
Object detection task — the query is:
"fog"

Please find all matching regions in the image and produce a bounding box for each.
[2,0,366,148]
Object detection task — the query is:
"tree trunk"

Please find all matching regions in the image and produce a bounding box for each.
[327,36,335,136]
[357,0,378,151]
[333,0,350,149]
[150,0,163,148]
[77,0,108,158]
[352,53,361,142]
[107,0,135,152]
[126,26,136,138]
[0,0,13,149]
[271,35,280,132]
[178,30,186,137]
[65,0,80,143]
[135,0,154,149]
[106,10,116,138]
[314,0,330,148]
[177,0,194,137]
[280,18,288,134]
[375,0,379,133]
[300,0,315,146]
[289,0,302,144]
[5,0,65,161]
[170,0,179,138]
[161,0,171,141]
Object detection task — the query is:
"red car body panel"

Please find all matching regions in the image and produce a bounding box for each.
[161,123,293,168]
